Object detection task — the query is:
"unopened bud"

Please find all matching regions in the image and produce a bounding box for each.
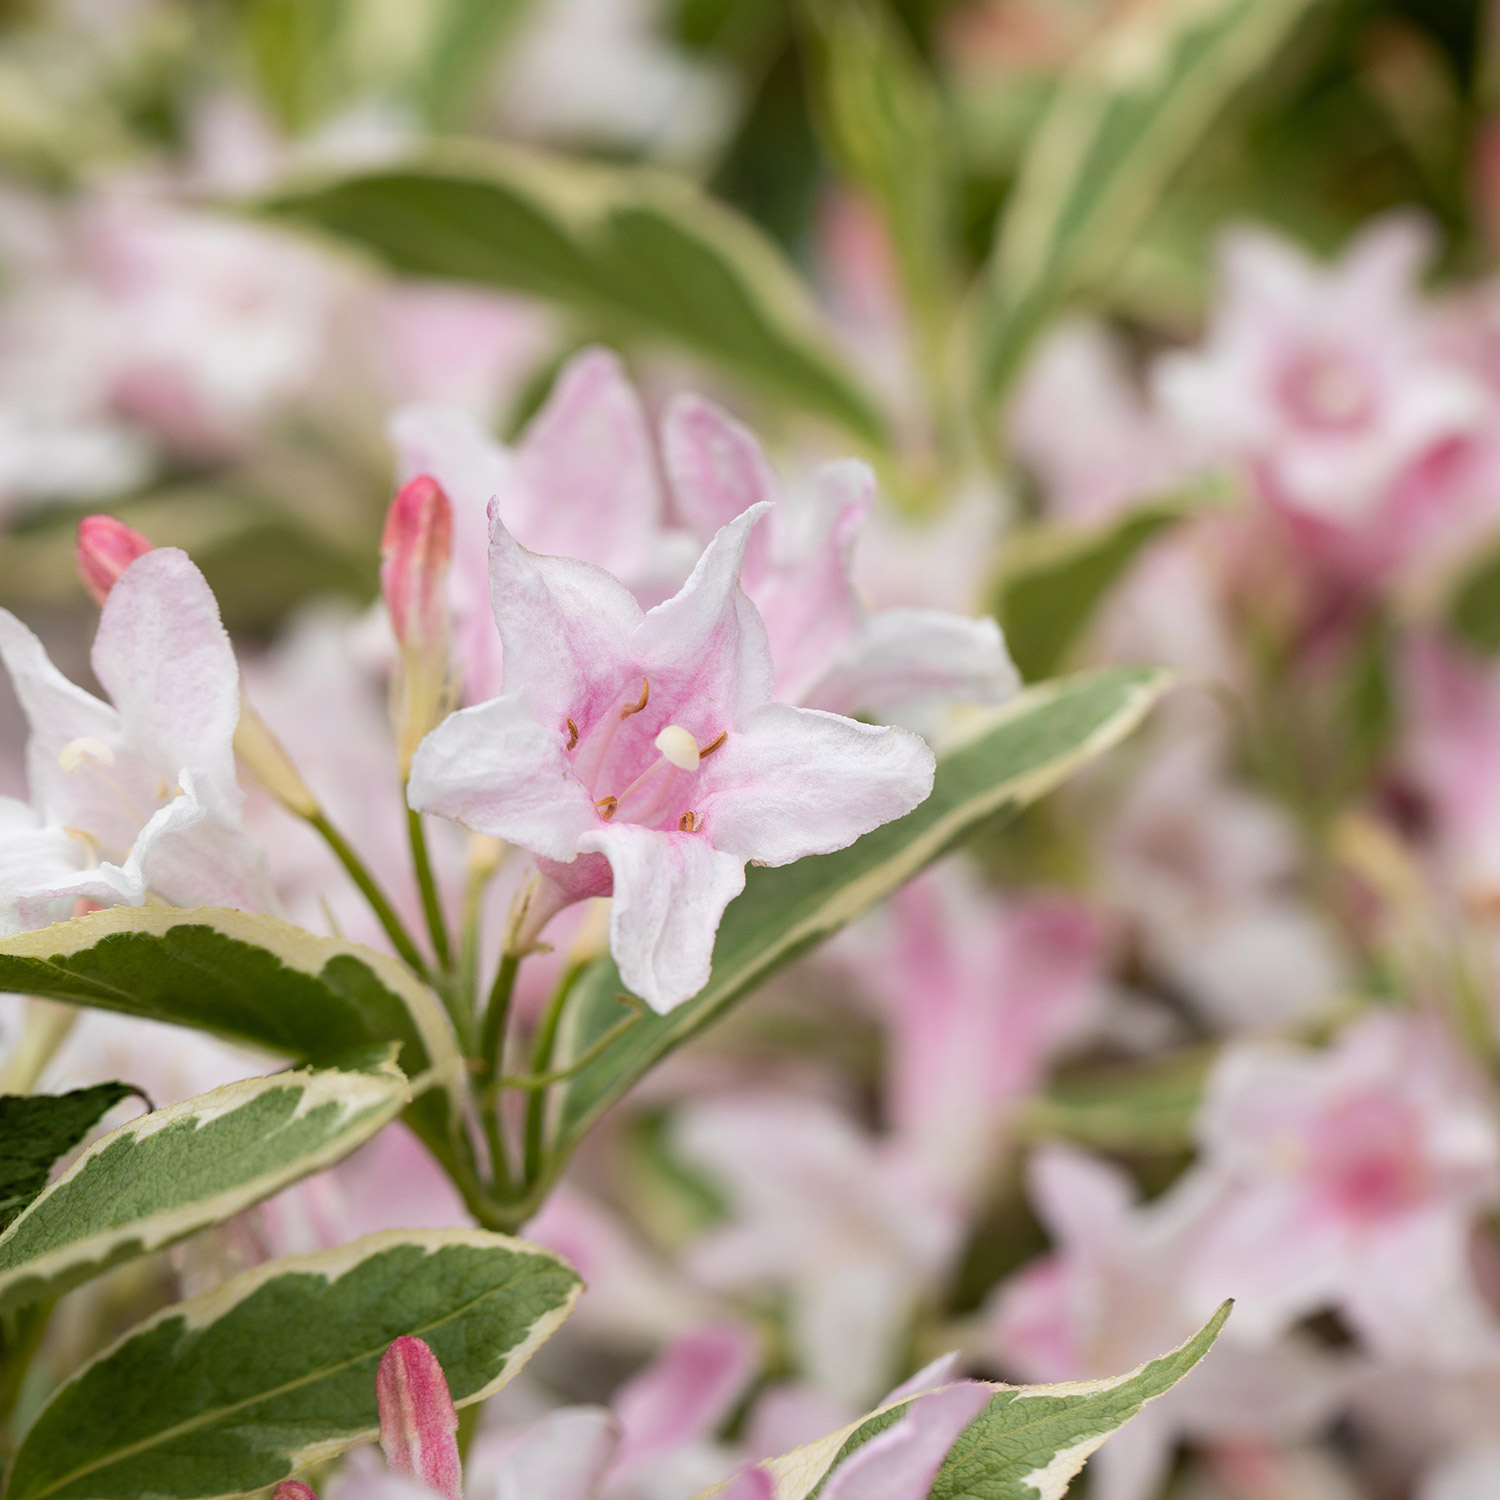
[77,515,152,605]
[234,699,320,820]
[382,476,454,776]
[377,1336,462,1500]
[272,1483,319,1500]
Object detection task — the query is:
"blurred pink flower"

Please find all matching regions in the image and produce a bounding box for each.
[1185,1012,1500,1363]
[391,348,697,705]
[1155,217,1487,573]
[663,397,1017,719]
[1010,319,1208,524]
[1101,723,1345,1032]
[848,865,1103,1198]
[408,506,934,1012]
[987,1146,1351,1500]
[1399,632,1500,909]
[673,1092,963,1403]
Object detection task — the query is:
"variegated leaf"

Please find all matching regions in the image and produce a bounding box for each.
[727,1303,1230,1500]
[7,1228,581,1500]
[552,667,1172,1168]
[0,1082,137,1231]
[978,0,1324,400]
[0,907,463,1171]
[0,1062,409,1313]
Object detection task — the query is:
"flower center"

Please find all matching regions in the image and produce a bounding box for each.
[1278,350,1375,432]
[569,677,726,833]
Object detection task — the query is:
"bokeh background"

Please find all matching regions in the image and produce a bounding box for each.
[9,2,1500,1498]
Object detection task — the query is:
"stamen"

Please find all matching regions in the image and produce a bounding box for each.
[678,811,698,833]
[655,725,700,772]
[620,677,650,720]
[699,730,728,759]
[59,737,115,773]
[594,795,618,821]
[565,717,579,751]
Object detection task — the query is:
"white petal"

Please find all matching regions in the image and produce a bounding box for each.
[408,692,597,862]
[699,702,933,866]
[579,822,746,1012]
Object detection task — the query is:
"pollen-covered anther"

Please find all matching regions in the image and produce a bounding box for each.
[620,677,650,719]
[594,795,618,820]
[59,736,115,773]
[565,717,579,750]
[679,810,698,832]
[700,730,728,758]
[655,724,701,772]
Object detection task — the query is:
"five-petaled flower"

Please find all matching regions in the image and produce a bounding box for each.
[407,503,935,1012]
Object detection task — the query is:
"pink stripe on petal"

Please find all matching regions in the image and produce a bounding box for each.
[377,1336,463,1500]
[719,1465,777,1500]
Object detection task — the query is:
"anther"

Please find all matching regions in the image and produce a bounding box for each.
[655,724,700,772]
[678,810,698,833]
[59,737,115,773]
[620,678,650,719]
[594,795,618,821]
[699,730,728,759]
[565,717,579,750]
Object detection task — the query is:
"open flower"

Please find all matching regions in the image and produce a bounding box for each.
[0,547,273,932]
[1184,1012,1500,1364]
[407,504,934,1012]
[1154,216,1486,539]
[661,395,1017,717]
[390,347,696,705]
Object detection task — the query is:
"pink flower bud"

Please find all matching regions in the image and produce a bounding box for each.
[76,515,152,605]
[376,1336,463,1500]
[273,1483,319,1500]
[381,476,454,775]
[381,475,452,654]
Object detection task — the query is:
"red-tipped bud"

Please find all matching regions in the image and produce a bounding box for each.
[376,1336,462,1500]
[381,475,452,654]
[76,515,152,605]
[273,1484,319,1500]
[381,476,454,775]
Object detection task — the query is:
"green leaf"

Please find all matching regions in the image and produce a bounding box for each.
[1018,1049,1213,1154]
[1448,537,1500,654]
[0,908,462,1173]
[992,483,1222,681]
[260,141,885,444]
[747,1303,1231,1500]
[0,1084,137,1232]
[0,1063,409,1314]
[553,667,1172,1163]
[978,0,1324,401]
[809,3,952,347]
[418,0,532,126]
[6,1228,580,1500]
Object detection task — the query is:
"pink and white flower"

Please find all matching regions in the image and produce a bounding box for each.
[407,504,935,1013]
[986,1147,1351,1500]
[1183,1012,1500,1363]
[847,865,1104,1198]
[1154,216,1487,553]
[662,395,1017,717]
[672,1092,962,1404]
[391,348,697,706]
[0,547,273,931]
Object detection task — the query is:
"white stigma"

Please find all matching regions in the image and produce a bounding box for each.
[59,737,116,773]
[655,724,700,772]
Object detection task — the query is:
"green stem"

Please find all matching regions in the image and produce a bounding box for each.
[406,804,452,973]
[478,950,522,1197]
[309,812,429,978]
[496,1006,641,1091]
[0,1299,52,1451]
[521,962,586,1185]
